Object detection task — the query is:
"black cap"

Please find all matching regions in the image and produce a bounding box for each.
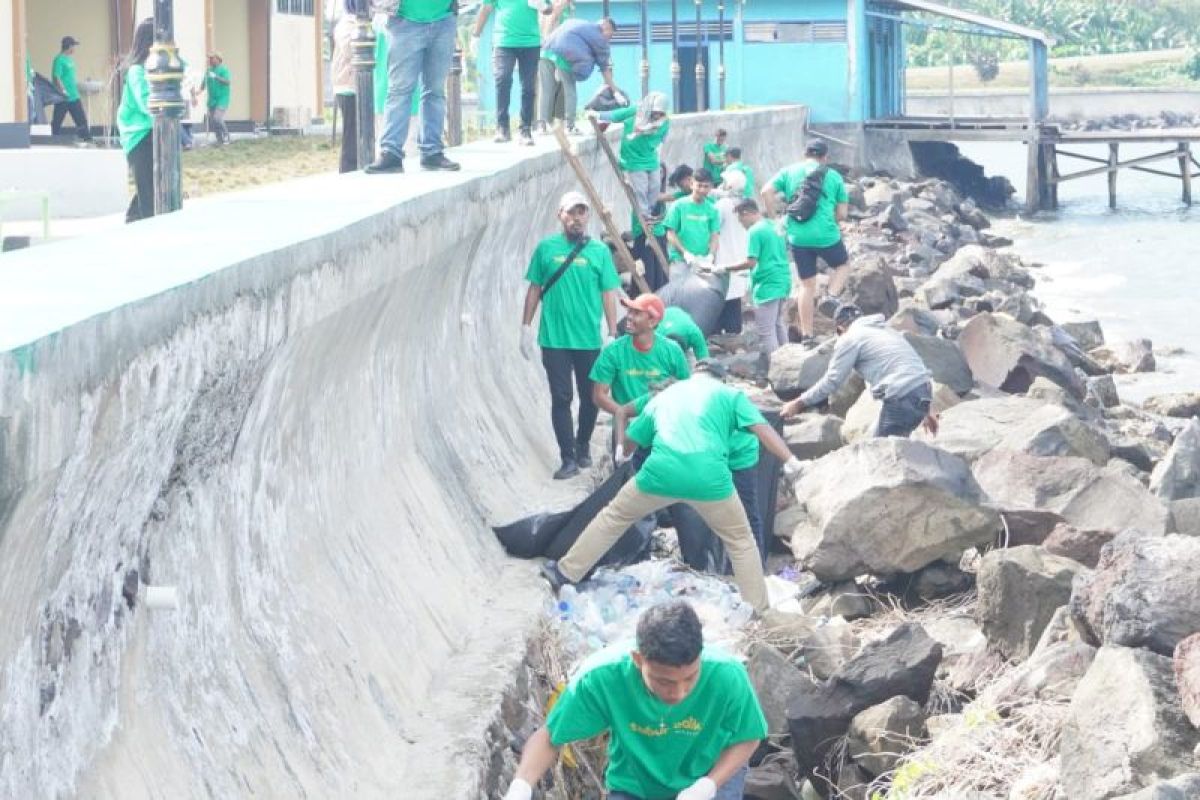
[61,36,80,49]
[805,139,829,157]
[833,302,863,326]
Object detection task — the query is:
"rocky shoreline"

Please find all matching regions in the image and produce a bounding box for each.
[720,172,1200,799]
[1053,110,1200,132]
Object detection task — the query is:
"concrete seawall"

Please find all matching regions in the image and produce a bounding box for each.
[0,106,806,798]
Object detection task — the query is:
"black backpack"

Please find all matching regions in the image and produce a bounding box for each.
[785,165,829,223]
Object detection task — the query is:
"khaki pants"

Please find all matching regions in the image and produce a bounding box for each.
[558,480,768,611]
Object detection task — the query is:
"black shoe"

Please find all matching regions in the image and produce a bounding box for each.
[801,336,819,350]
[817,294,840,319]
[553,460,580,480]
[576,444,592,469]
[518,129,534,146]
[565,124,581,137]
[540,560,571,591]
[365,151,404,174]
[493,129,511,144]
[420,153,461,171]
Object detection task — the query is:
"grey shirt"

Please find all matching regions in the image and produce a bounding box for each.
[800,315,931,406]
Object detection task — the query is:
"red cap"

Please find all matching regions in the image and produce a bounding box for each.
[621,294,665,323]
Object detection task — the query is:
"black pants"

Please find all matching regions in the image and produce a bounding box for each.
[716,297,744,334]
[542,347,600,465]
[633,233,669,293]
[494,46,539,134]
[51,99,91,140]
[125,134,154,224]
[337,93,358,174]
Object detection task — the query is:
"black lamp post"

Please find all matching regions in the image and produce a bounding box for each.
[694,0,705,112]
[350,0,376,169]
[148,0,184,214]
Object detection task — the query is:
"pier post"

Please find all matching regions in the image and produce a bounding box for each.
[149,0,184,215]
[1108,142,1118,210]
[694,0,706,112]
[1179,143,1193,206]
[1025,138,1040,215]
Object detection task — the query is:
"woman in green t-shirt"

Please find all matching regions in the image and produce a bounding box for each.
[116,19,155,223]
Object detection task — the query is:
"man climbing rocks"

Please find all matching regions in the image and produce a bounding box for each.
[781,303,939,438]
[717,198,792,365]
[502,600,767,800]
[593,92,670,223]
[591,294,690,434]
[657,306,710,361]
[761,140,850,346]
[523,191,620,479]
[702,128,728,186]
[541,363,802,611]
[665,169,720,273]
[537,18,618,134]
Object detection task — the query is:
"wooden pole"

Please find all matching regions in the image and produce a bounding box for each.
[1108,142,1118,209]
[589,116,672,274]
[1179,143,1193,206]
[149,0,184,215]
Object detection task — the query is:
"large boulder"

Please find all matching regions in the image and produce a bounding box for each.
[1090,338,1156,374]
[769,342,833,400]
[973,450,1170,534]
[1071,532,1200,656]
[846,696,927,777]
[1168,497,1200,537]
[843,257,899,318]
[1150,419,1200,501]
[902,332,973,395]
[788,439,998,581]
[1175,633,1200,729]
[783,414,845,461]
[1143,392,1200,419]
[889,305,945,337]
[981,640,1097,706]
[1043,523,1117,568]
[957,312,1084,397]
[927,396,1110,466]
[1061,320,1105,351]
[1060,646,1200,800]
[976,545,1084,662]
[747,642,809,735]
[1115,775,1200,799]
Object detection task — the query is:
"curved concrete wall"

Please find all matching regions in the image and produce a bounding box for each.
[0,106,806,798]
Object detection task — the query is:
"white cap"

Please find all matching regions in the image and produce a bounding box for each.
[558,191,590,212]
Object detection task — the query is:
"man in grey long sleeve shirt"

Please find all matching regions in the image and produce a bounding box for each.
[781,304,939,437]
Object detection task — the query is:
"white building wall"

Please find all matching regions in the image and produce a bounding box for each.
[270,11,318,124]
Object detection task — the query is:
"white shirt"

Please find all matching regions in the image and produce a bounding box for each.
[714,194,749,299]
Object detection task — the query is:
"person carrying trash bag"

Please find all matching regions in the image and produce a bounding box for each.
[540,361,803,612]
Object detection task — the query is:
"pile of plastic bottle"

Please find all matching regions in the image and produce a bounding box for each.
[553,561,755,658]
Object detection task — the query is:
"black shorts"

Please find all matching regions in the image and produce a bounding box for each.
[790,241,850,280]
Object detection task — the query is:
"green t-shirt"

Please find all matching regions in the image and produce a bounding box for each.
[665,197,720,260]
[702,142,727,183]
[205,63,231,109]
[627,377,767,501]
[117,64,152,155]
[657,306,710,359]
[484,0,540,48]
[769,160,848,249]
[610,106,670,173]
[547,645,768,800]
[728,161,755,199]
[399,0,454,22]
[590,334,690,407]
[52,53,79,102]
[728,430,759,471]
[526,234,620,350]
[747,219,792,305]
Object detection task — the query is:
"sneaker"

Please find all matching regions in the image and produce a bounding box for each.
[565,124,582,137]
[553,460,580,480]
[801,336,819,350]
[518,129,534,146]
[420,152,461,172]
[493,129,511,144]
[364,151,404,174]
[539,560,571,591]
[816,294,840,319]
[576,444,592,469]
[534,121,551,136]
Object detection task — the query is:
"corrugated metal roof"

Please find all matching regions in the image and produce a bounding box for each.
[875,0,1053,44]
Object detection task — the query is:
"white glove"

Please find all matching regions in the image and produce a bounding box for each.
[682,251,696,266]
[783,457,803,479]
[708,262,728,275]
[676,777,717,800]
[613,89,628,105]
[520,325,537,360]
[503,778,533,800]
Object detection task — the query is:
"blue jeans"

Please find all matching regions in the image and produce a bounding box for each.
[608,766,748,800]
[875,382,932,438]
[379,15,456,159]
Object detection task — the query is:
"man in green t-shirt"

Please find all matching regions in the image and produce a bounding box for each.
[51,36,92,142]
[716,198,793,363]
[723,147,755,199]
[473,0,542,145]
[503,600,767,800]
[523,191,621,479]
[702,128,727,185]
[665,169,720,269]
[658,306,710,361]
[543,364,801,610]
[762,140,850,346]
[595,92,671,223]
[197,53,232,145]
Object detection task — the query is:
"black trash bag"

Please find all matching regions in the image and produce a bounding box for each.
[656,269,726,336]
[584,84,631,113]
[493,461,652,570]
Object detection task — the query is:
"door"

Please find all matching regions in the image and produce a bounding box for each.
[676,45,710,113]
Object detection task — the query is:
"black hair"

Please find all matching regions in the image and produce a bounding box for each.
[636,601,703,666]
[734,198,759,215]
[806,140,829,157]
[601,17,618,32]
[716,128,727,137]
[693,168,715,185]
[125,18,154,70]
[727,146,742,159]
[668,164,693,188]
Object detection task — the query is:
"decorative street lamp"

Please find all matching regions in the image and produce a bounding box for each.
[147,0,184,214]
[350,1,377,169]
[694,0,705,112]
[671,0,680,112]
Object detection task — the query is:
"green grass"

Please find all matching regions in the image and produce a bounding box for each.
[181,136,340,199]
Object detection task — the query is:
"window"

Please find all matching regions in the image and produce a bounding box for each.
[277,0,315,15]
[744,21,848,44]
